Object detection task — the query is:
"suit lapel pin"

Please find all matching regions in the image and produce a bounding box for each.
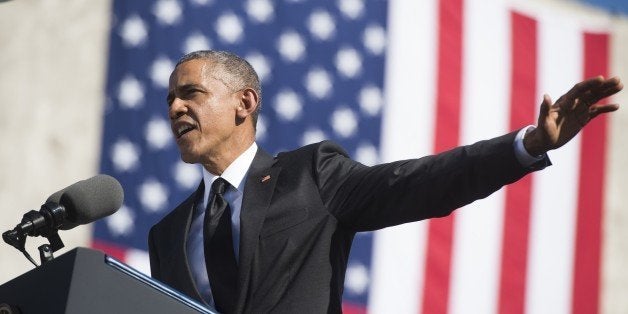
[261,175,271,183]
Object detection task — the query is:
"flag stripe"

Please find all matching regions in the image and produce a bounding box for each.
[603,18,628,313]
[421,0,464,313]
[342,303,367,314]
[92,239,128,262]
[449,0,510,312]
[498,11,537,314]
[372,0,438,312]
[572,32,609,314]
[526,9,583,313]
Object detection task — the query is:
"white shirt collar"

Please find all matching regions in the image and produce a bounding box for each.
[201,142,258,206]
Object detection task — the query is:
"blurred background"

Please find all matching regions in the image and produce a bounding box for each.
[1,0,627,313]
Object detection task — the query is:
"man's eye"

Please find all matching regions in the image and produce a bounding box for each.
[185,90,199,97]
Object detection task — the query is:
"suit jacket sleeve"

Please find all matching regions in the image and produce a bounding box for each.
[312,130,549,232]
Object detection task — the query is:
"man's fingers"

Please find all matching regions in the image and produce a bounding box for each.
[583,79,624,105]
[559,77,622,112]
[589,103,620,119]
[563,76,605,102]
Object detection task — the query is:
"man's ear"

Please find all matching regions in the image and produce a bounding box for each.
[236,88,259,119]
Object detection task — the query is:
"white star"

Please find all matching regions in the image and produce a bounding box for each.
[331,107,358,138]
[246,52,272,83]
[335,47,362,78]
[274,89,302,121]
[301,128,327,146]
[150,56,175,89]
[256,114,268,141]
[119,15,148,47]
[111,138,140,172]
[308,10,336,41]
[363,24,386,55]
[183,32,212,53]
[344,262,370,295]
[138,178,169,212]
[338,0,364,20]
[118,76,144,109]
[246,0,274,23]
[216,12,244,44]
[106,205,135,236]
[305,67,333,99]
[145,117,173,150]
[125,249,151,276]
[355,142,379,166]
[173,161,202,190]
[152,0,182,25]
[277,30,306,62]
[359,85,383,116]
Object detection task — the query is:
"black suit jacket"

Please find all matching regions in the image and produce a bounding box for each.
[148,131,549,313]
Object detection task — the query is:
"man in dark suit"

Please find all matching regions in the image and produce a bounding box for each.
[148,50,622,313]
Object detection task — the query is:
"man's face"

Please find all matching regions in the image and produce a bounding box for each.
[167,59,242,164]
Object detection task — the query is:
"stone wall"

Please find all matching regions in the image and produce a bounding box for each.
[0,0,110,282]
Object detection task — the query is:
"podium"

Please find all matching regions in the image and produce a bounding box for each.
[0,247,217,314]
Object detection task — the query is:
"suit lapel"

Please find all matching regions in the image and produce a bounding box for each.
[235,148,281,309]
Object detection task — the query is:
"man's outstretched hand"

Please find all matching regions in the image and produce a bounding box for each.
[523,76,623,156]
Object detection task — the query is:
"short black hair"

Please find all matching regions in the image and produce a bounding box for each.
[176,50,262,128]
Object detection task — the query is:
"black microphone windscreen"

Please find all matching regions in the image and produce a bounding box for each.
[58,175,124,230]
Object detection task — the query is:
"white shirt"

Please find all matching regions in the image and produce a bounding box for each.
[514,125,545,166]
[187,142,258,305]
[186,130,541,305]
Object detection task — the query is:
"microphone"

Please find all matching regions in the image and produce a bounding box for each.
[2,175,124,252]
[47,175,124,230]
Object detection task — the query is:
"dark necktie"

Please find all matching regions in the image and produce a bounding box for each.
[204,178,237,313]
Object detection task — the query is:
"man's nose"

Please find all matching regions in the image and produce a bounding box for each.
[169,98,187,119]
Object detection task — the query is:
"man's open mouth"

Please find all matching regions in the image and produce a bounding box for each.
[174,123,196,139]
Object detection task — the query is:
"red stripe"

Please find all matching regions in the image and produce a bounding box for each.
[421,0,463,313]
[498,12,537,314]
[91,239,128,262]
[572,32,609,314]
[342,302,367,314]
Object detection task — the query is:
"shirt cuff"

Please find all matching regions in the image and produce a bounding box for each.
[514,126,545,167]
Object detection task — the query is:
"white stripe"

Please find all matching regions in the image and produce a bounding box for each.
[449,1,510,313]
[371,0,438,313]
[525,9,583,314]
[371,223,427,314]
[379,1,437,161]
[603,16,628,314]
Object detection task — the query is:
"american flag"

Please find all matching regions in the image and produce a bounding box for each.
[93,0,623,313]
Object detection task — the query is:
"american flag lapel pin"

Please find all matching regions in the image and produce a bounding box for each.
[261,175,271,183]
